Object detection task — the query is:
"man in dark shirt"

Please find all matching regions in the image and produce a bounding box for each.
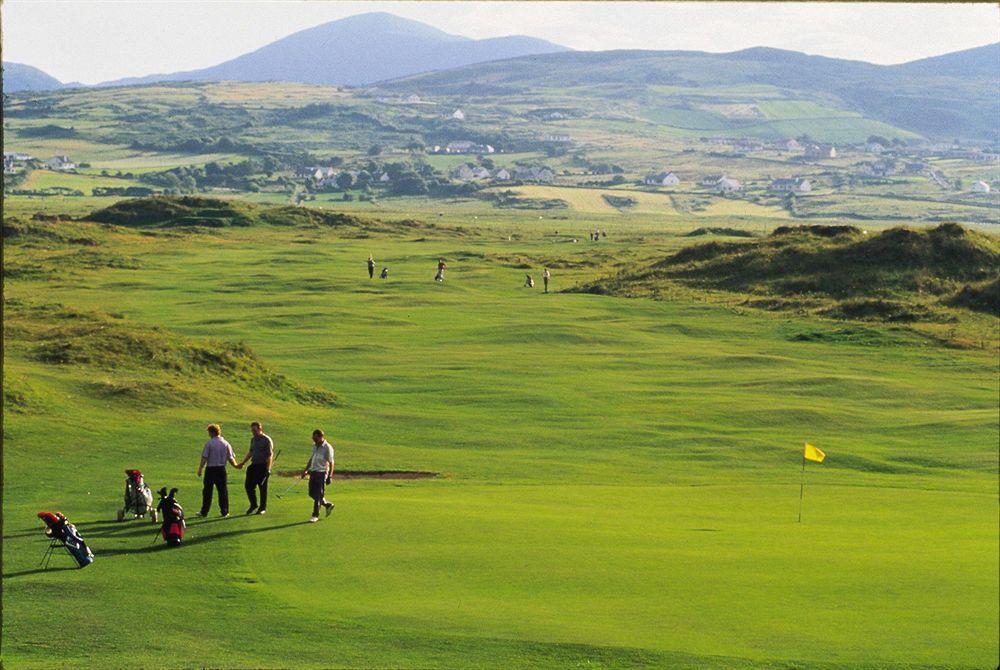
[239,421,274,515]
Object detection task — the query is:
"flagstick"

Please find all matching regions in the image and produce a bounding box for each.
[797,452,806,523]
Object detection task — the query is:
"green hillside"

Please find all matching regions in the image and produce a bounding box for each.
[576,223,1000,327]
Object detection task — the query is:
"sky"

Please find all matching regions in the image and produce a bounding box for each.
[3,1,997,85]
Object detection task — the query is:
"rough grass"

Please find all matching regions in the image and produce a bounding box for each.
[5,300,337,408]
[86,195,376,230]
[575,223,1000,327]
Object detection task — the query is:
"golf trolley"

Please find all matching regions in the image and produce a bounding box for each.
[118,469,158,522]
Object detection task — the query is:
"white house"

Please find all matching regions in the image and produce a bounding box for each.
[970,180,991,193]
[450,164,476,181]
[44,155,76,171]
[543,134,572,143]
[644,171,680,186]
[444,141,493,154]
[769,178,812,193]
[379,172,391,183]
[407,94,422,104]
[452,109,465,120]
[783,139,803,152]
[513,166,555,183]
[804,144,837,159]
[864,142,886,154]
[716,176,742,193]
[493,168,511,181]
[470,167,491,180]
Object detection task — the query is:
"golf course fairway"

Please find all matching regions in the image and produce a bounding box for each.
[3,218,997,669]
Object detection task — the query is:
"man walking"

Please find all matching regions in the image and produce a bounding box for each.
[434,258,447,282]
[367,254,376,279]
[543,267,551,293]
[197,424,239,517]
[302,429,335,523]
[238,421,274,515]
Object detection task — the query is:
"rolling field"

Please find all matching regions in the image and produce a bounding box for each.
[2,204,998,669]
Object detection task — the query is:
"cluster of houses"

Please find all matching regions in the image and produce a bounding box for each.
[4,153,77,175]
[644,169,816,194]
[449,164,554,183]
[297,166,391,188]
[430,141,495,155]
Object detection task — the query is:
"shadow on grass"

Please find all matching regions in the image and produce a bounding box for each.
[98,520,311,556]
[4,566,79,579]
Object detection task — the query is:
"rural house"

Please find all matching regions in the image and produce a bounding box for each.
[493,168,511,181]
[443,141,494,154]
[700,175,724,187]
[769,178,812,193]
[970,180,991,193]
[783,139,803,152]
[379,172,391,183]
[804,144,837,159]
[449,164,476,181]
[902,161,927,175]
[862,160,896,177]
[644,171,680,186]
[715,176,742,193]
[44,155,76,171]
[513,166,555,183]
[864,142,886,154]
[542,134,572,143]
[452,109,465,120]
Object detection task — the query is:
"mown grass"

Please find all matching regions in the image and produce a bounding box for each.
[2,200,998,669]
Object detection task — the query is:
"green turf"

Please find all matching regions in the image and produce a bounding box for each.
[2,206,998,669]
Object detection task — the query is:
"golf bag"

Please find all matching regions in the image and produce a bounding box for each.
[38,511,93,568]
[156,487,186,547]
[119,469,156,522]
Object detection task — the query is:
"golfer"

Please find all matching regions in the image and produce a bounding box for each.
[367,254,376,279]
[197,424,239,517]
[525,274,534,288]
[434,258,447,282]
[543,267,551,293]
[238,421,274,515]
[302,429,335,522]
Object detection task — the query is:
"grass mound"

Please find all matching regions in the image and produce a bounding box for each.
[575,223,1000,326]
[3,217,101,246]
[6,300,337,407]
[86,196,372,230]
[684,227,758,238]
[946,278,1000,316]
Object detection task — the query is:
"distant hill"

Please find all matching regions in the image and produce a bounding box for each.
[98,12,569,87]
[380,47,999,140]
[893,42,1000,77]
[3,62,63,92]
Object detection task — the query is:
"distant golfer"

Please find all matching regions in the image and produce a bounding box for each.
[238,421,274,515]
[525,274,534,288]
[197,424,239,518]
[380,267,389,279]
[543,268,551,293]
[367,255,376,279]
[301,429,335,523]
[434,258,447,282]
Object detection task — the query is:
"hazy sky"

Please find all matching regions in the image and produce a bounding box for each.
[3,1,997,84]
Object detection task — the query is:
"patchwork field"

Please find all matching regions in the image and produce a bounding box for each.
[2,197,998,669]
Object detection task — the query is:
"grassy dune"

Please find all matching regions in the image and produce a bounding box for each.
[2,201,998,668]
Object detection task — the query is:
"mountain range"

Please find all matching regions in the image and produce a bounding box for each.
[2,13,997,140]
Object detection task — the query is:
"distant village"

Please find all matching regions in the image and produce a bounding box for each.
[5,102,996,201]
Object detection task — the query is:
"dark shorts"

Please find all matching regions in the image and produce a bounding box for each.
[308,471,327,500]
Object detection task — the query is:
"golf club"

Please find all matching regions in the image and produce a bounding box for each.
[275,472,305,499]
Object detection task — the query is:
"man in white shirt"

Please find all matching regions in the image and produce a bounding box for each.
[197,424,240,517]
[301,429,335,522]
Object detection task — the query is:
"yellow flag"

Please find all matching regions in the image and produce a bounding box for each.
[804,443,826,463]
